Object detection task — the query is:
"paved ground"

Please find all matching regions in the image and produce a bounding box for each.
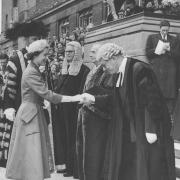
[0,168,76,180]
[0,167,179,180]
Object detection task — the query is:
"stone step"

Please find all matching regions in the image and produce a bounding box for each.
[175,142,180,178]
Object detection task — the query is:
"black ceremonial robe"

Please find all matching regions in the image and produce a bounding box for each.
[52,64,89,178]
[1,48,27,167]
[77,66,115,180]
[4,48,28,111]
[101,58,175,180]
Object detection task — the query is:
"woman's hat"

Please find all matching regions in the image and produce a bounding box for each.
[27,39,49,54]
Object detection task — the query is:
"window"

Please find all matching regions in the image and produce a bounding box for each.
[78,8,92,29]
[58,17,70,37]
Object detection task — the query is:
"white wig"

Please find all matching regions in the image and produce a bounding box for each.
[90,43,101,53]
[96,43,124,61]
[66,41,83,61]
[62,41,83,76]
[27,39,49,54]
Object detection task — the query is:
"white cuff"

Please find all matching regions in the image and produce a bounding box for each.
[146,133,157,144]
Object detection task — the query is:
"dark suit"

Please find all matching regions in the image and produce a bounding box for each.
[146,33,180,114]
[172,34,180,140]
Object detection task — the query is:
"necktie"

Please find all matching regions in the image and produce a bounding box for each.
[162,35,166,42]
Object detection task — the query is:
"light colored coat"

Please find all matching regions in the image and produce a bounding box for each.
[6,62,63,180]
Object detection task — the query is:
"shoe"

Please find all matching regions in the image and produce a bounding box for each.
[63,172,73,177]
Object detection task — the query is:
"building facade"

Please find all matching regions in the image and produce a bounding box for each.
[0,0,37,54]
[31,0,107,39]
[0,0,109,52]
[0,0,15,54]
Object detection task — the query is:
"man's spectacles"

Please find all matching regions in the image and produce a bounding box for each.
[65,50,74,53]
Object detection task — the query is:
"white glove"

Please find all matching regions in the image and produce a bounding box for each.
[43,100,50,109]
[4,108,16,121]
[146,133,157,144]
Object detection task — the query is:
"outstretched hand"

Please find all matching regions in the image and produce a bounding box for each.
[79,93,95,105]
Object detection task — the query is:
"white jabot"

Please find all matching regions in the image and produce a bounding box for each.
[116,57,127,87]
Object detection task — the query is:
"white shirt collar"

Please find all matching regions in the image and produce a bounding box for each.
[116,57,127,87]
[160,33,167,40]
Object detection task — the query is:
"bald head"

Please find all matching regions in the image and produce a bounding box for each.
[89,43,101,66]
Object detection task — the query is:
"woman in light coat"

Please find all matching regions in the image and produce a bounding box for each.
[5,39,82,180]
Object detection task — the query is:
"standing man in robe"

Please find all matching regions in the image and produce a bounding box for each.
[52,41,89,178]
[81,43,175,180]
[77,43,114,180]
[83,43,102,90]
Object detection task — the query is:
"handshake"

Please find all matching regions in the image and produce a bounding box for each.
[73,93,95,104]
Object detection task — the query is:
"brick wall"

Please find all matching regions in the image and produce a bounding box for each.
[18,0,36,22]
[1,0,13,32]
[92,1,103,26]
[35,0,64,15]
[37,0,104,37]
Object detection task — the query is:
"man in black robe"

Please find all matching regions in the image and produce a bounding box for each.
[76,43,116,180]
[53,41,90,178]
[81,43,175,180]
